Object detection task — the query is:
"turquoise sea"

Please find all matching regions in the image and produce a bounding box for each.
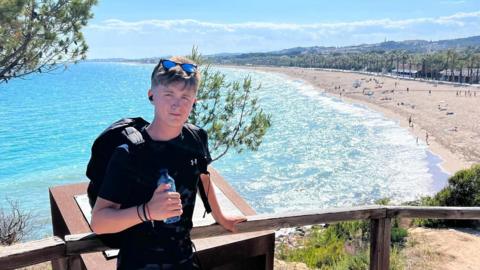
[0,62,449,240]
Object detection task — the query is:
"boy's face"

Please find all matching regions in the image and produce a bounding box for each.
[148,82,197,129]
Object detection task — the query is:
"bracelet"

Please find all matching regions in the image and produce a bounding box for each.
[136,205,144,222]
[142,203,149,221]
[145,203,153,221]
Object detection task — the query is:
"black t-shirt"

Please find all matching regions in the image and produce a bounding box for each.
[98,126,211,269]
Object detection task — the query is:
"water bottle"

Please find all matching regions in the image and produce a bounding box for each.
[157,169,181,224]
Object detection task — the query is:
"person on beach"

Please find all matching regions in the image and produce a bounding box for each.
[425,131,429,145]
[408,115,412,128]
[91,57,246,270]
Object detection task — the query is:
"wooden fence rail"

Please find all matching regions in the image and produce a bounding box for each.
[1,205,480,270]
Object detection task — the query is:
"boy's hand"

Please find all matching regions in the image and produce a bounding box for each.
[218,215,247,233]
[147,184,183,221]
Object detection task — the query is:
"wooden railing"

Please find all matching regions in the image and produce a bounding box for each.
[1,205,480,270]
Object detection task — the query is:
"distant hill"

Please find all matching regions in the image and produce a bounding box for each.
[207,35,480,62]
[91,36,480,65]
[278,36,480,55]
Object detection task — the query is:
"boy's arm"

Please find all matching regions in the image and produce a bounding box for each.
[199,173,247,233]
[91,184,182,234]
[91,198,142,234]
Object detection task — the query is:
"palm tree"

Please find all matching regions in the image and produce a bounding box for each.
[401,51,408,77]
[408,54,416,79]
[464,47,475,83]
[444,50,451,81]
[445,49,459,82]
[475,53,480,84]
[422,56,428,80]
[393,50,401,77]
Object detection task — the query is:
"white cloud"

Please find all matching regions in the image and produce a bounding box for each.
[84,11,480,58]
[87,11,480,33]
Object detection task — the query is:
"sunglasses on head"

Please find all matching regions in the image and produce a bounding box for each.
[160,59,197,74]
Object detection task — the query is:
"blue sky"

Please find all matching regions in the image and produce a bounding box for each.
[84,0,480,59]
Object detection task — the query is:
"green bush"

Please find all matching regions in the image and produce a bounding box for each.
[276,197,410,269]
[434,164,480,206]
[388,218,408,246]
[277,218,407,269]
[335,250,369,270]
[331,220,369,241]
[417,164,480,227]
[277,226,347,269]
[375,198,391,206]
[391,227,408,245]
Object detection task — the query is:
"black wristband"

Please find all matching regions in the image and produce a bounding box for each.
[142,203,149,221]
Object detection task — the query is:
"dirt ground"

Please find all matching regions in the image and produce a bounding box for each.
[402,227,480,270]
[272,227,480,270]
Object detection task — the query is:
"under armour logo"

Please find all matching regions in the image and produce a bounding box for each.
[190,158,198,166]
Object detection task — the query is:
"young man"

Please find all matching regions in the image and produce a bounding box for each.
[91,56,246,270]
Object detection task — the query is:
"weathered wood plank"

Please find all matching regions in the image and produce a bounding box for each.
[191,205,386,238]
[64,206,386,255]
[387,206,480,219]
[0,236,65,270]
[64,233,108,256]
[369,218,391,270]
[3,205,480,268]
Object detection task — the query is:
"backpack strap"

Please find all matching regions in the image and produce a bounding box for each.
[121,126,151,188]
[123,126,145,146]
[183,123,212,165]
[183,123,213,215]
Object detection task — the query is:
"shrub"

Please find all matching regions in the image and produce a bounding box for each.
[277,218,407,269]
[417,164,480,227]
[433,164,480,206]
[277,226,347,269]
[0,199,32,245]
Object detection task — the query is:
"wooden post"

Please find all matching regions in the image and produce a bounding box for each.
[369,218,391,270]
[49,191,69,270]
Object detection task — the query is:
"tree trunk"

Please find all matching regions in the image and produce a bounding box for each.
[396,56,400,77]
[476,66,480,83]
[423,59,427,79]
[451,58,455,82]
[459,65,463,83]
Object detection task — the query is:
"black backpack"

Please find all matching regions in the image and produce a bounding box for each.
[85,117,212,248]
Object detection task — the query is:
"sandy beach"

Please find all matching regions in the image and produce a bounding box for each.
[229,65,480,175]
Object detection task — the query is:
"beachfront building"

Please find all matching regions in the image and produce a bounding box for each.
[391,64,420,78]
[440,68,479,84]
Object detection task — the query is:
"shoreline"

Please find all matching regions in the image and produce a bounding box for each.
[217,65,477,179]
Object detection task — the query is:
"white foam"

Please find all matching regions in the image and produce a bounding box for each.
[213,68,437,213]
